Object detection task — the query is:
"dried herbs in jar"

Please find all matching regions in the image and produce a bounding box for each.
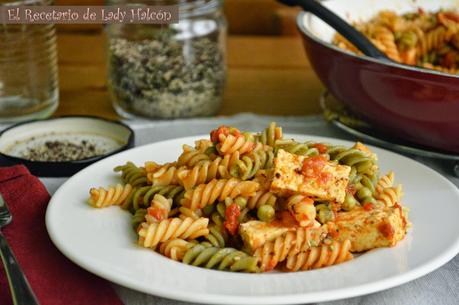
[106,1,226,119]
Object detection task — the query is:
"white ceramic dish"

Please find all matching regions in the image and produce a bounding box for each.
[46,135,459,304]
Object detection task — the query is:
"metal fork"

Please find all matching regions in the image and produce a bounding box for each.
[0,194,40,305]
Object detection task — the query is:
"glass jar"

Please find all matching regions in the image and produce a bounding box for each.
[0,0,59,123]
[106,0,227,119]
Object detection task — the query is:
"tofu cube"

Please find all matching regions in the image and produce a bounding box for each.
[239,220,291,251]
[331,206,408,252]
[270,149,351,203]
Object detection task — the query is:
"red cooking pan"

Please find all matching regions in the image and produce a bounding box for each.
[280,0,459,154]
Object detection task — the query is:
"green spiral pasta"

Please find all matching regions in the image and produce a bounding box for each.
[114,162,148,187]
[255,122,283,146]
[229,149,274,180]
[123,185,185,213]
[274,139,319,156]
[206,224,227,248]
[132,208,147,230]
[327,146,378,177]
[355,175,377,203]
[182,243,259,272]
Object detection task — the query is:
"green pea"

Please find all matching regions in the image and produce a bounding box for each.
[224,197,233,207]
[316,204,334,224]
[234,197,247,209]
[257,205,275,222]
[202,205,215,216]
[356,187,372,200]
[343,193,358,211]
[204,146,217,156]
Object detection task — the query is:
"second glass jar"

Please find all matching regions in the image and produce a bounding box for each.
[106,0,227,119]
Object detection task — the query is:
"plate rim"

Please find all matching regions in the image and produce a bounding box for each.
[45,134,459,304]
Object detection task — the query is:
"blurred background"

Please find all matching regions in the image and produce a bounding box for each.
[52,0,322,119]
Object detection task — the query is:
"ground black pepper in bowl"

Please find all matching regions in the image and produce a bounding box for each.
[21,139,106,162]
[3,132,124,163]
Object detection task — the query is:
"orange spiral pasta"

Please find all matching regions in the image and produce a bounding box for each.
[418,26,453,56]
[159,239,195,261]
[217,133,256,155]
[148,163,181,186]
[373,26,401,62]
[376,185,403,207]
[177,144,212,167]
[254,226,328,271]
[177,206,203,220]
[88,184,133,208]
[138,217,209,249]
[176,153,240,190]
[145,194,173,223]
[181,178,259,210]
[375,171,394,194]
[286,194,317,228]
[285,240,353,271]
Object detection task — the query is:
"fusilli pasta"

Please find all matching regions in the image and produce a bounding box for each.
[333,9,459,74]
[87,122,408,273]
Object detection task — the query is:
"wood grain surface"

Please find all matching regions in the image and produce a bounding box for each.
[53,0,324,119]
[55,33,324,119]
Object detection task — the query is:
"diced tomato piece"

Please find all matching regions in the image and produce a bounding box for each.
[312,143,328,154]
[147,207,166,221]
[378,223,394,239]
[270,210,299,228]
[446,12,459,22]
[210,125,230,143]
[265,259,277,272]
[438,12,459,26]
[224,203,241,235]
[363,202,374,211]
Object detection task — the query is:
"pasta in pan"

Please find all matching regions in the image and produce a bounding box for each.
[333,9,459,74]
[87,122,409,273]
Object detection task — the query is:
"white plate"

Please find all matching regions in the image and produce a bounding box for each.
[46,135,459,305]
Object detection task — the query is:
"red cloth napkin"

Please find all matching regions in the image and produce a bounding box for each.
[0,165,123,305]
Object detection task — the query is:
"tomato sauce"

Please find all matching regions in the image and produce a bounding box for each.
[265,259,277,272]
[302,155,331,185]
[378,223,394,239]
[394,203,407,229]
[363,202,374,211]
[224,203,240,235]
[210,125,230,143]
[439,11,459,23]
[147,207,166,221]
[270,210,299,228]
[312,143,328,154]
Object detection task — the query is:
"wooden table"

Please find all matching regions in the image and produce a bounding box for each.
[55,33,324,119]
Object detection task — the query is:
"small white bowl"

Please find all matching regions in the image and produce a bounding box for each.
[0,116,134,177]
